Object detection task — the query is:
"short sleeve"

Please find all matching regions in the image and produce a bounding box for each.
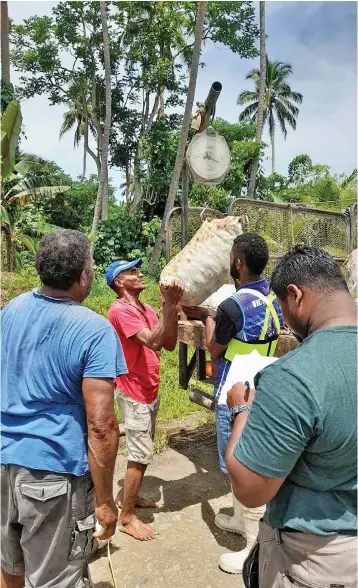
[108,305,147,339]
[213,302,242,346]
[83,326,127,379]
[234,365,320,478]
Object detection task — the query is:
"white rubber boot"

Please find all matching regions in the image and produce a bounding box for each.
[219,504,264,574]
[215,492,246,536]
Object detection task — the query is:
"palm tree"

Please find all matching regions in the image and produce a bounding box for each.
[149,0,207,274]
[60,101,86,177]
[238,58,303,174]
[247,1,266,198]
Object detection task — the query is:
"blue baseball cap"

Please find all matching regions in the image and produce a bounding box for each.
[105,258,142,289]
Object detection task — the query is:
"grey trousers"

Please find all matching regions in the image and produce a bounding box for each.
[1,464,96,588]
[257,521,357,588]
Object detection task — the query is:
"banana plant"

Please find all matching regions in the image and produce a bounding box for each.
[3,158,70,206]
[1,204,59,272]
[1,100,22,181]
[1,156,69,271]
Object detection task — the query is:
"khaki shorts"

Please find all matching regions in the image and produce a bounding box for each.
[116,391,159,464]
[255,521,357,588]
[1,464,96,588]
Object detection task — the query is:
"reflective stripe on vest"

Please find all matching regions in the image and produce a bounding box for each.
[224,288,281,362]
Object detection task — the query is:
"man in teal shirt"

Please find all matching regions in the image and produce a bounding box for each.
[226,245,357,587]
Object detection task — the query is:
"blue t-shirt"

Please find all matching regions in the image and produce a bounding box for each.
[1,289,127,476]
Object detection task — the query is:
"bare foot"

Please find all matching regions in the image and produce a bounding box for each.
[118,515,156,541]
[117,492,158,509]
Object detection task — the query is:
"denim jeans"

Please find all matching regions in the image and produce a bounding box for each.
[215,400,231,474]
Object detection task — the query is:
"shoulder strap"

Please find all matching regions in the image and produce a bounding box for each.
[231,288,281,340]
[259,292,281,340]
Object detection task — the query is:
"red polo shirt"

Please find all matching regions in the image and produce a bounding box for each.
[107,298,160,404]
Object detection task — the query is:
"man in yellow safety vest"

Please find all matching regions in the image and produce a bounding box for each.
[184,233,283,574]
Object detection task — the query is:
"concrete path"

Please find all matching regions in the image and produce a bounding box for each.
[89,427,245,588]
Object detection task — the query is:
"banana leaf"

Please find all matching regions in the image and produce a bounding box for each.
[1,100,22,181]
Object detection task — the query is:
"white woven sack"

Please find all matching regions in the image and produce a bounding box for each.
[199,283,236,310]
[346,249,358,302]
[160,216,242,306]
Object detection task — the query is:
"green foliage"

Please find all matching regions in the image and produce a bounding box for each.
[1,100,22,181]
[41,176,106,231]
[140,119,181,218]
[93,208,143,267]
[1,82,15,113]
[256,153,356,212]
[189,185,232,213]
[93,210,164,275]
[10,1,260,217]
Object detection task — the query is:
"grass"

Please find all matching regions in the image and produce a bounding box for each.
[2,268,214,449]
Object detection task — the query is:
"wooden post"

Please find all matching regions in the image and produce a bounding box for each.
[196,348,206,381]
[189,388,214,411]
[179,342,188,389]
[181,160,189,248]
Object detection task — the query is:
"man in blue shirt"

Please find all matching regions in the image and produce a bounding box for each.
[1,230,127,588]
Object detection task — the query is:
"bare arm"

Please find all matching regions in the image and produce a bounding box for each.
[204,316,228,360]
[83,377,119,539]
[225,383,285,508]
[182,306,227,360]
[132,303,180,352]
[132,281,183,352]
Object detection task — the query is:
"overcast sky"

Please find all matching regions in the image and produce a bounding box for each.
[8,1,357,196]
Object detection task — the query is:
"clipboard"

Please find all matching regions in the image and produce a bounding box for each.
[218,350,278,406]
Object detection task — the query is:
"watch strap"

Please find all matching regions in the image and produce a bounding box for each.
[230,405,251,419]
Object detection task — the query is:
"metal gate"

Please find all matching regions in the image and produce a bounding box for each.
[165,200,354,278]
[165,207,225,262]
[229,199,351,278]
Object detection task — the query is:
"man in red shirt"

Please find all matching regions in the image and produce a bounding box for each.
[106,259,183,541]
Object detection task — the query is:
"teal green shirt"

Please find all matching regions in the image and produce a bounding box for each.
[235,326,357,536]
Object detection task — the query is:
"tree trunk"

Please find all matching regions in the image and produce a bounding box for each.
[82,117,88,179]
[158,86,165,119]
[6,232,14,272]
[125,163,130,205]
[247,1,266,198]
[1,2,10,86]
[271,131,275,174]
[149,1,207,275]
[130,91,161,212]
[98,1,112,222]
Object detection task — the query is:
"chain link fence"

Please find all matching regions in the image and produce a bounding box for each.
[349,202,357,252]
[165,207,225,262]
[165,200,354,280]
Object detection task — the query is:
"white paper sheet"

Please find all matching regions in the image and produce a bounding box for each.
[218,350,278,406]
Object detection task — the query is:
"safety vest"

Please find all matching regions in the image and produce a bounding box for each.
[224,287,282,362]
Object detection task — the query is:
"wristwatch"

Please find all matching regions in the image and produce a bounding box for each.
[203,311,215,323]
[230,405,251,424]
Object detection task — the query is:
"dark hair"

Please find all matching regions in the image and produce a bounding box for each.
[232,233,269,276]
[35,230,91,290]
[271,245,349,300]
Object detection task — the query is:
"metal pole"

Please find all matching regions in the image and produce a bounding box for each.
[181,159,189,247]
[198,81,222,132]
